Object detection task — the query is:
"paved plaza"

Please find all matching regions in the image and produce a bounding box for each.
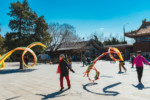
[0,61,150,100]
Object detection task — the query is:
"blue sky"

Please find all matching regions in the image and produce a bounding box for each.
[1,0,150,44]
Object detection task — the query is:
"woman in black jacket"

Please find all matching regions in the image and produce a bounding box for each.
[57,54,75,91]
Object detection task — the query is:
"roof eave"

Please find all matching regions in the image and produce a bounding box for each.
[125,33,150,38]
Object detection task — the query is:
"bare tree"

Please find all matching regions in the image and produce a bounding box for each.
[47,23,80,53]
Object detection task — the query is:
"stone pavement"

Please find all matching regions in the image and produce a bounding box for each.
[0,61,150,100]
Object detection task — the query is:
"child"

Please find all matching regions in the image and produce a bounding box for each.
[67,56,72,68]
[57,54,75,91]
[132,51,150,83]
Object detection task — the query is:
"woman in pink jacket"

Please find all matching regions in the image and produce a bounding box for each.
[132,51,150,83]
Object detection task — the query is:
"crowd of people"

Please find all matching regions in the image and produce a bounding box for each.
[23,51,150,91]
[55,51,150,91]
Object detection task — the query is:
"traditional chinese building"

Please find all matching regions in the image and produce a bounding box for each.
[46,39,102,62]
[125,19,150,57]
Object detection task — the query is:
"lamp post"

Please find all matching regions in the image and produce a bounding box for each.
[123,23,129,42]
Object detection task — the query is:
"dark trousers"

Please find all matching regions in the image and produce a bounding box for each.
[83,61,86,67]
[136,67,143,83]
[60,74,71,88]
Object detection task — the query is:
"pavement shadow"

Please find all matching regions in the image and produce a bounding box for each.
[6,96,20,100]
[0,69,36,74]
[103,82,121,96]
[132,83,150,90]
[117,72,124,74]
[83,82,121,96]
[36,88,69,99]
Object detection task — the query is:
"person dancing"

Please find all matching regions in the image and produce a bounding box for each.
[57,54,75,91]
[119,53,127,73]
[132,51,150,83]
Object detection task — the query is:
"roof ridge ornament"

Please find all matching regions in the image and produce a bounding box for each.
[142,19,147,23]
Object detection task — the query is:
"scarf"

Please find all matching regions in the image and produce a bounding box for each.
[57,60,62,74]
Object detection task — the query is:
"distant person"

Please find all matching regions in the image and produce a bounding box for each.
[131,54,135,68]
[119,53,127,73]
[132,51,150,84]
[67,56,72,68]
[72,55,75,61]
[57,54,75,91]
[24,56,29,65]
[87,56,91,65]
[48,55,51,64]
[82,55,87,67]
[24,55,29,68]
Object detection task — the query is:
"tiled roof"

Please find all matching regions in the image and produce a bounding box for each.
[57,41,88,51]
[125,19,150,38]
[46,39,101,51]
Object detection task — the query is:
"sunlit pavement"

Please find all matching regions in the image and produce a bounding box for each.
[0,61,150,100]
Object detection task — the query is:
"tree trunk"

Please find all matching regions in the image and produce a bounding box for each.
[19,15,23,70]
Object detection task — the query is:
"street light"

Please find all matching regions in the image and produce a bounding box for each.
[123,23,129,42]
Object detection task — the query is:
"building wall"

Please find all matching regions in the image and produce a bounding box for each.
[84,44,101,59]
[133,42,150,52]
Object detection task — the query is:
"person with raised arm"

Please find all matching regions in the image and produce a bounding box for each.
[57,54,75,91]
[132,51,150,83]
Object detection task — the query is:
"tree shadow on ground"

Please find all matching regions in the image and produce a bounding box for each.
[0,69,36,74]
[83,82,121,96]
[6,96,20,100]
[132,83,150,90]
[36,88,69,100]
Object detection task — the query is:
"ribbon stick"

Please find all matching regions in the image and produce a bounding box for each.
[0,42,46,70]
[84,47,123,82]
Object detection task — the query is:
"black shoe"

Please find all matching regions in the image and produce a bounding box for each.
[68,87,71,89]
[59,87,64,91]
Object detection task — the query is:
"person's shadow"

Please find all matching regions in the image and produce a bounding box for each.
[118,72,124,74]
[83,82,121,96]
[132,83,150,90]
[36,88,69,100]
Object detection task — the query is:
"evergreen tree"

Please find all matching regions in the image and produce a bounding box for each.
[6,0,50,69]
[93,35,103,47]
[31,16,52,53]
[0,35,6,55]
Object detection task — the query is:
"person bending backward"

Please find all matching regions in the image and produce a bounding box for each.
[119,53,127,73]
[132,51,150,83]
[57,54,75,91]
